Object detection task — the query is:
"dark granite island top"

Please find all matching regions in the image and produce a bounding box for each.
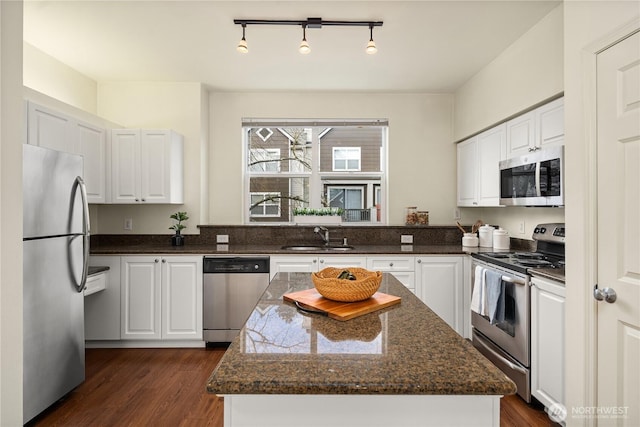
[206,273,515,427]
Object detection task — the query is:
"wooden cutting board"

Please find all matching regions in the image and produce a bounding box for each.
[283,288,401,321]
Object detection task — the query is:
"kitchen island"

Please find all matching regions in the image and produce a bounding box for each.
[206,272,515,427]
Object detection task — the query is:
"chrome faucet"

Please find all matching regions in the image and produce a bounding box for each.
[313,226,330,245]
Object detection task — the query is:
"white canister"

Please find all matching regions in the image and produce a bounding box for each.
[462,233,479,247]
[478,225,494,248]
[493,228,510,250]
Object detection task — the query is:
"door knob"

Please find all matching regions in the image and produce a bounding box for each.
[594,285,617,303]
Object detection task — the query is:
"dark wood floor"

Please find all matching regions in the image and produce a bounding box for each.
[28,347,557,426]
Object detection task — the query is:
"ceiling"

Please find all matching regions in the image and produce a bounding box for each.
[23,0,560,93]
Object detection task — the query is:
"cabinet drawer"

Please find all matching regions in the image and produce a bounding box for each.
[367,257,414,271]
[84,272,107,296]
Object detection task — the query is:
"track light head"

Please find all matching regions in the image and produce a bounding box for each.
[237,24,248,53]
[299,25,311,54]
[366,24,377,54]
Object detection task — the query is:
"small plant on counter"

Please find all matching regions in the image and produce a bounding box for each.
[169,211,189,233]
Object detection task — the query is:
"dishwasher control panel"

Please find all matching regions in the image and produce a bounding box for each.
[203,256,270,274]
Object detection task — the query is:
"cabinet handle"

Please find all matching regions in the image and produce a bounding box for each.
[389,262,394,267]
[313,259,317,263]
[319,259,324,264]
[162,259,166,263]
[154,259,159,263]
[417,259,422,264]
[135,198,140,202]
[141,198,146,202]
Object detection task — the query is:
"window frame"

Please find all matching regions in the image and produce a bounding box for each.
[249,191,282,218]
[332,147,361,171]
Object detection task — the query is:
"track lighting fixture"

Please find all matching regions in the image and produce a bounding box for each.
[299,25,311,54]
[237,23,248,53]
[234,17,383,55]
[366,24,377,54]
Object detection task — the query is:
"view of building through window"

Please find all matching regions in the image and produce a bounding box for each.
[244,122,387,223]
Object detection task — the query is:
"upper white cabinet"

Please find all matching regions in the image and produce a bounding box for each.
[457,124,506,207]
[506,97,564,158]
[415,256,464,336]
[111,129,184,204]
[26,101,108,203]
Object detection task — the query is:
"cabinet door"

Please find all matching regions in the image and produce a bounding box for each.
[506,111,535,158]
[269,256,319,280]
[85,256,121,340]
[27,102,75,153]
[536,97,564,150]
[111,129,141,203]
[415,256,464,335]
[456,137,478,206]
[76,121,107,203]
[121,256,161,340]
[367,256,415,292]
[531,276,565,410]
[476,124,506,206]
[161,257,203,340]
[140,130,172,203]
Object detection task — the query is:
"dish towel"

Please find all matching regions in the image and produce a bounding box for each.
[470,265,485,315]
[484,269,505,325]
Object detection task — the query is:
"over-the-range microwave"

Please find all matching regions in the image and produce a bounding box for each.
[499,146,564,207]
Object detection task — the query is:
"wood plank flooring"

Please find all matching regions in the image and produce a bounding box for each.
[28,347,557,426]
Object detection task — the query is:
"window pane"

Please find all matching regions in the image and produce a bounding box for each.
[247,127,311,173]
[249,177,309,222]
[320,127,382,172]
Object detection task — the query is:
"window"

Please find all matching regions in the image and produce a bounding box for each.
[249,192,281,217]
[332,147,361,171]
[244,121,387,223]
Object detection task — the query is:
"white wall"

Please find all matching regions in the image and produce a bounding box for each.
[23,42,97,114]
[208,92,455,226]
[564,2,640,425]
[1,1,24,424]
[454,5,564,141]
[453,4,565,238]
[96,82,206,234]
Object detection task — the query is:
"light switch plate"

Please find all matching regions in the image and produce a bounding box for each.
[217,234,229,243]
[124,218,133,231]
[401,234,413,244]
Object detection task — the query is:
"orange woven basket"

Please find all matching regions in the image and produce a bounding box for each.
[312,267,382,302]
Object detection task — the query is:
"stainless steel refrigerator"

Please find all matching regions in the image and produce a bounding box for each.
[23,144,90,423]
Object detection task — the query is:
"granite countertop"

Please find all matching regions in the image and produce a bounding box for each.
[91,243,472,255]
[530,267,566,283]
[206,272,516,396]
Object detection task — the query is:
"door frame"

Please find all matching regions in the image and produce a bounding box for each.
[575,17,640,427]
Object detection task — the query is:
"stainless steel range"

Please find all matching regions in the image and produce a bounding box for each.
[470,223,565,402]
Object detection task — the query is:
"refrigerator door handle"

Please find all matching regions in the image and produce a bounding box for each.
[74,176,91,293]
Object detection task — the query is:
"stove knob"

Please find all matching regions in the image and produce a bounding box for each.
[540,227,547,234]
[534,227,540,234]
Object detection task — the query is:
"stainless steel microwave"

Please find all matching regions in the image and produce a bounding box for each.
[499,146,564,207]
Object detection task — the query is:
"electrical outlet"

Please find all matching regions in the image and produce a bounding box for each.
[401,234,413,244]
[217,234,229,243]
[124,218,133,231]
[453,208,461,220]
[518,221,525,234]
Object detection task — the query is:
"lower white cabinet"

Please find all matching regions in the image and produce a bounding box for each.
[86,256,121,340]
[367,256,416,293]
[415,256,464,336]
[531,275,565,411]
[120,256,202,341]
[269,255,366,281]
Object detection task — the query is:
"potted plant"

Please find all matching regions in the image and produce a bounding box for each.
[169,211,189,246]
[293,207,343,224]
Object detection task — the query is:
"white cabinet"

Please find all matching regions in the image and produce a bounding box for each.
[507,97,564,158]
[415,256,464,336]
[531,275,565,412]
[111,129,184,204]
[121,256,202,341]
[85,256,121,341]
[26,101,108,203]
[457,124,506,207]
[367,256,416,293]
[269,255,366,281]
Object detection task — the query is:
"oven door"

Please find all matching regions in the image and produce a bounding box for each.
[471,259,530,367]
[499,146,563,206]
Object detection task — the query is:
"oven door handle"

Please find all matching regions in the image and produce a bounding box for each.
[474,333,528,375]
[501,275,526,286]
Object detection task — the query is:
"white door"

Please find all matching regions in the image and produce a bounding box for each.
[111,129,141,203]
[76,121,107,203]
[162,257,203,340]
[596,30,640,426]
[121,257,161,340]
[140,130,171,203]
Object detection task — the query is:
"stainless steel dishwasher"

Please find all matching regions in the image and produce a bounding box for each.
[203,256,270,343]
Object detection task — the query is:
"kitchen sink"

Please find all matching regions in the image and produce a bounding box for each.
[281,245,355,251]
